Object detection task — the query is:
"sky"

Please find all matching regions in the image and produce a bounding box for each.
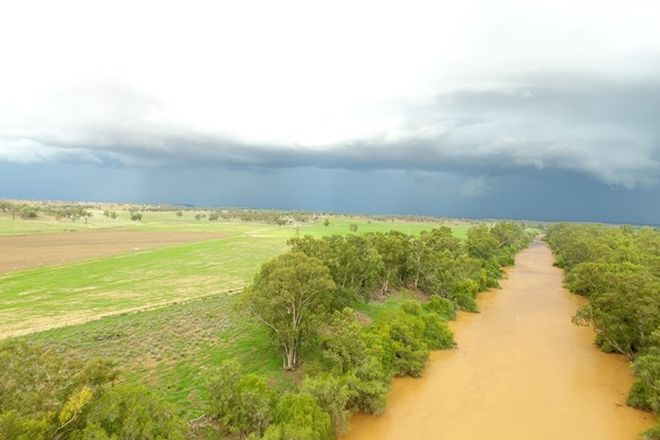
[1,0,659,224]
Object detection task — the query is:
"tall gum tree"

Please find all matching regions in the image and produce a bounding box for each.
[242,251,336,370]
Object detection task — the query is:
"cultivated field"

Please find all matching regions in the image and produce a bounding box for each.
[0,230,225,274]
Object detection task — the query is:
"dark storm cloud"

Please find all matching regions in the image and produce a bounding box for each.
[5,71,658,189]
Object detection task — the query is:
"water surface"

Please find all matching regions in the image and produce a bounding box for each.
[344,240,655,440]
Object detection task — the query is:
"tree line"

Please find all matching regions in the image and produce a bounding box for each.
[545,224,659,439]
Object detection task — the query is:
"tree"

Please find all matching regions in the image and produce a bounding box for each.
[466,226,499,260]
[0,341,116,439]
[367,311,429,378]
[366,231,409,292]
[301,375,353,436]
[69,384,187,440]
[19,206,38,219]
[241,252,336,370]
[175,210,183,217]
[209,362,274,437]
[349,223,358,233]
[323,218,330,227]
[316,309,391,415]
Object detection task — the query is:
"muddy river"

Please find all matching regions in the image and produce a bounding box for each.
[343,240,655,439]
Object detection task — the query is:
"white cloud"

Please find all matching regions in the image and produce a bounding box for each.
[0,0,659,187]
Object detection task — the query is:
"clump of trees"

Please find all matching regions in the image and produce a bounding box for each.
[218,223,531,438]
[0,341,186,439]
[0,200,94,222]
[546,224,660,438]
[245,224,531,371]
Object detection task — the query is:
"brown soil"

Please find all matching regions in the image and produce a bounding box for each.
[343,240,656,440]
[0,230,224,274]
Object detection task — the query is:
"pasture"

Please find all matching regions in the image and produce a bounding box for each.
[0,211,463,337]
[0,208,467,418]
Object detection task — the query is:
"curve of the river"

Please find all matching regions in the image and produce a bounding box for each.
[343,240,655,440]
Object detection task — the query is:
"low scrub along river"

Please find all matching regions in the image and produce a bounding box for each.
[344,240,655,440]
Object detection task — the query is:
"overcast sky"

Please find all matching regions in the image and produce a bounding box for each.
[1,0,659,224]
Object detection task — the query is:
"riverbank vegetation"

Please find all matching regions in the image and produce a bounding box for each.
[208,223,532,438]
[1,221,532,439]
[546,224,660,439]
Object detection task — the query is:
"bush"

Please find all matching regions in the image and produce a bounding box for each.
[209,361,274,437]
[424,296,457,320]
[627,351,660,412]
[451,279,479,312]
[0,341,184,440]
[421,313,455,349]
[301,375,353,436]
[19,206,38,219]
[372,313,429,377]
[69,384,187,440]
[261,393,331,440]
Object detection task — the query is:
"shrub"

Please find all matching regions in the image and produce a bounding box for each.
[69,384,187,440]
[372,313,429,377]
[209,361,274,437]
[425,296,457,320]
[301,374,354,436]
[627,350,660,412]
[261,393,331,440]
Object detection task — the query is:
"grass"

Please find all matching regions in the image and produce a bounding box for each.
[0,209,469,236]
[2,212,469,419]
[0,216,461,337]
[25,292,288,418]
[22,288,432,419]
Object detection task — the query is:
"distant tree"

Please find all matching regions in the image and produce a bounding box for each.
[175,210,183,217]
[208,212,220,221]
[130,212,142,221]
[349,223,358,234]
[18,206,38,219]
[194,214,202,221]
[275,217,287,226]
[323,218,330,227]
[241,252,336,370]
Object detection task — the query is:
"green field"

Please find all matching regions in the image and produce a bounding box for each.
[0,211,471,419]
[0,215,465,337]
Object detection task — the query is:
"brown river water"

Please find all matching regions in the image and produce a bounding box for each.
[343,240,655,440]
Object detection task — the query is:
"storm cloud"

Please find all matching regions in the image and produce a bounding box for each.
[1,0,659,222]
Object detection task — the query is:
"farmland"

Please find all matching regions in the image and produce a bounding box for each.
[0,208,464,337]
[0,205,470,422]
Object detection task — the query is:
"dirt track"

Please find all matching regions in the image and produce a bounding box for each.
[0,230,224,274]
